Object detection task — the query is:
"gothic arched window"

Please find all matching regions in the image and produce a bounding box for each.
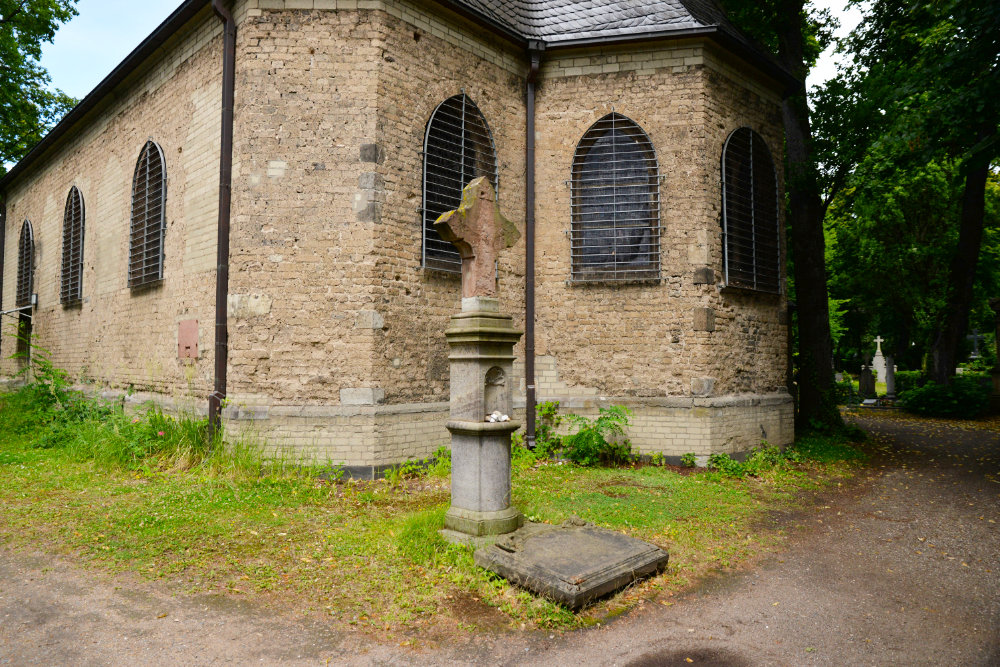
[422,94,498,272]
[721,127,780,293]
[61,185,85,305]
[570,113,659,282]
[129,140,166,288]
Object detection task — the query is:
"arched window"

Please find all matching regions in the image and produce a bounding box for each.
[721,127,780,293]
[16,220,34,308]
[570,113,659,282]
[422,94,498,272]
[129,140,166,288]
[61,186,85,305]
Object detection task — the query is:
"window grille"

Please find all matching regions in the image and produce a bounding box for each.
[129,140,166,288]
[422,94,498,272]
[570,113,660,282]
[721,127,780,293]
[16,220,34,308]
[61,186,85,305]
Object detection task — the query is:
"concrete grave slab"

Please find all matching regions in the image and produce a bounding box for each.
[474,517,669,610]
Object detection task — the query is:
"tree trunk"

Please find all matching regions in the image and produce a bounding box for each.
[929,158,989,384]
[777,0,843,429]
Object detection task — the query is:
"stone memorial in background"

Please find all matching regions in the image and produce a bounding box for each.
[872,336,887,383]
[859,365,876,399]
[435,178,669,608]
[885,355,897,401]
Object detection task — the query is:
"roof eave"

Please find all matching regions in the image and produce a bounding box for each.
[430,0,528,47]
[0,0,208,194]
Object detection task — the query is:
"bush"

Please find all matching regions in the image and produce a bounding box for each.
[894,370,926,394]
[834,379,858,405]
[561,405,633,466]
[897,375,990,418]
[533,400,563,456]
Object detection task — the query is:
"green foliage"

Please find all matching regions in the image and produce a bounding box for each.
[533,400,563,456]
[511,436,540,473]
[680,452,697,468]
[706,452,745,477]
[788,432,867,464]
[817,0,1000,375]
[894,370,927,394]
[897,375,991,418]
[427,445,451,477]
[833,379,859,405]
[561,405,633,467]
[0,0,79,172]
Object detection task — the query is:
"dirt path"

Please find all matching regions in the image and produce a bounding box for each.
[2,414,998,665]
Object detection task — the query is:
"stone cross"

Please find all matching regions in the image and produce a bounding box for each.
[872,336,887,383]
[434,177,520,299]
[966,329,984,359]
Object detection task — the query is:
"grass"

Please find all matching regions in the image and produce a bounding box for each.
[0,382,867,639]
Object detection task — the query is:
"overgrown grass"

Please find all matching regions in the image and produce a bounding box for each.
[0,383,867,637]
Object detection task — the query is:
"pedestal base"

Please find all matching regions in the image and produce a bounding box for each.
[443,505,525,538]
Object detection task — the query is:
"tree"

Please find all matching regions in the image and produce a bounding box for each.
[1,0,78,176]
[721,0,845,429]
[820,0,1000,384]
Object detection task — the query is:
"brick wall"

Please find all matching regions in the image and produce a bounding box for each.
[2,0,793,467]
[1,6,223,399]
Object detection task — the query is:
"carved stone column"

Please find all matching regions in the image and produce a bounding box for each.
[443,296,524,537]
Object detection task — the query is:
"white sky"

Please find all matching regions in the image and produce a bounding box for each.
[807,0,865,93]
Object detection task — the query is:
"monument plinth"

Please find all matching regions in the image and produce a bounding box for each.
[436,179,524,539]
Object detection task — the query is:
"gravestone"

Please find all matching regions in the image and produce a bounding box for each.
[859,365,876,399]
[872,336,887,383]
[436,178,669,607]
[885,355,897,401]
[434,177,524,538]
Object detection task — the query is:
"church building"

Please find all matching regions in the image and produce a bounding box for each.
[0,0,796,476]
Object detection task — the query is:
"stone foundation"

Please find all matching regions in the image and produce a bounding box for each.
[86,387,790,474]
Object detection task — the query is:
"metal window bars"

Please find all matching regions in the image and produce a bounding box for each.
[61,186,85,305]
[422,94,499,272]
[128,140,166,288]
[721,127,780,293]
[570,113,660,282]
[16,220,34,308]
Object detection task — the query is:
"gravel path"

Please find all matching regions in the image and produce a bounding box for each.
[2,413,998,665]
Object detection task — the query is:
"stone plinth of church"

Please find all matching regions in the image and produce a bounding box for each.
[436,178,524,538]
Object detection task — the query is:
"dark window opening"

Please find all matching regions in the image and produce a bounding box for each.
[570,113,660,282]
[129,140,166,288]
[16,220,34,309]
[422,94,498,272]
[721,127,780,293]
[61,186,85,305]
[15,220,34,358]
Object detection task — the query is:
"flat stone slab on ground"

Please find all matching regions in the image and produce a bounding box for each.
[473,518,669,610]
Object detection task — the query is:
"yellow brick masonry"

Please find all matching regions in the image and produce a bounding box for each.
[1,6,224,400]
[1,0,793,469]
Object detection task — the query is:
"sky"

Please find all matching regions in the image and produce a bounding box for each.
[39,0,181,100]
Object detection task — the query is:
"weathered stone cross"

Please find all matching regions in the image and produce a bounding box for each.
[434,177,519,299]
[874,336,884,353]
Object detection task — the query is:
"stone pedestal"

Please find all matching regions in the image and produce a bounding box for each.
[443,297,525,537]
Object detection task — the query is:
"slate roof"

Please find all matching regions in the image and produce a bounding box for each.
[451,0,748,46]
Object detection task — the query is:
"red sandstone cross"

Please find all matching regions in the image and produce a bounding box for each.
[434,177,520,298]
